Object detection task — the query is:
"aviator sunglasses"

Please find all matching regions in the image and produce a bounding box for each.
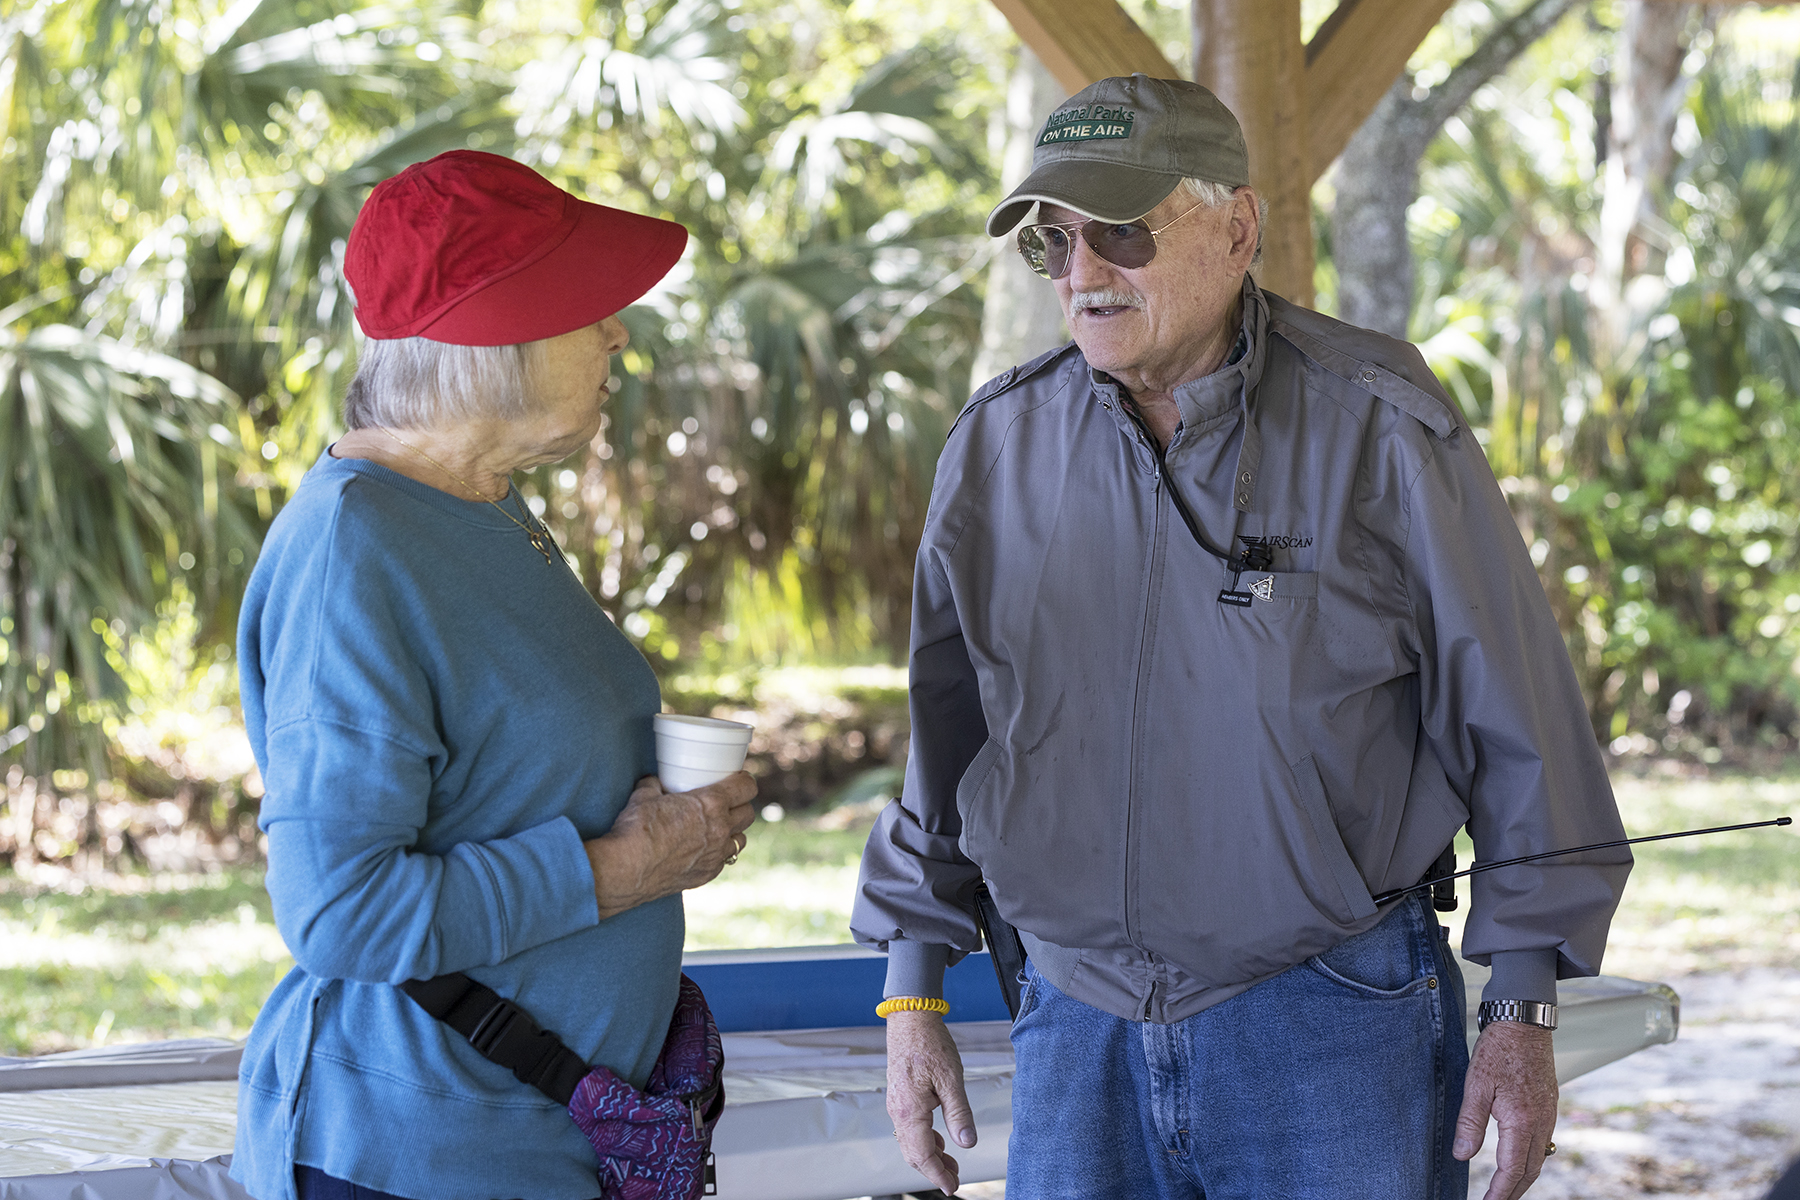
[1016,201,1205,280]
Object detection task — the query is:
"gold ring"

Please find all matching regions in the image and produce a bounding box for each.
[1544,1141,1556,1156]
[725,853,740,866]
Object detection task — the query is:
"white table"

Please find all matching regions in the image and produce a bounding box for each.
[0,950,1679,1200]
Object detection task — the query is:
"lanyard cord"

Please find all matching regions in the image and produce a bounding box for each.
[1122,401,1271,604]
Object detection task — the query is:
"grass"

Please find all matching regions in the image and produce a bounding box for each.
[0,871,289,1056]
[4,771,1796,1056]
[682,813,875,950]
[1594,772,1800,980]
[0,816,881,1056]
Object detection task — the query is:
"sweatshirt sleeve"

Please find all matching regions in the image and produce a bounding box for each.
[249,495,600,985]
[260,717,599,983]
[1400,384,1632,1000]
[851,534,990,1000]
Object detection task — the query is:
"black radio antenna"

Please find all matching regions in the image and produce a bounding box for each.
[1371,816,1792,906]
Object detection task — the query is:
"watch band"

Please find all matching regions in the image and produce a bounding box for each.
[1477,999,1558,1032]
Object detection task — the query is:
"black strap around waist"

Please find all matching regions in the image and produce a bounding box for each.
[1427,844,1458,912]
[399,973,589,1107]
[973,882,1027,1020]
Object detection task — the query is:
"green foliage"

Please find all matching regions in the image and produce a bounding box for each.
[515,8,1010,662]
[1413,29,1800,756]
[662,663,909,813]
[0,0,1010,846]
[0,0,482,785]
[0,323,258,779]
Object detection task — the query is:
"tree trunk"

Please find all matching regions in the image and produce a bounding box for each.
[970,47,1069,390]
[1332,0,1582,337]
[1334,81,1437,337]
[1592,1,1698,347]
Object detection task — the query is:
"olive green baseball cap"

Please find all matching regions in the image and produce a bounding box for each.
[985,74,1251,237]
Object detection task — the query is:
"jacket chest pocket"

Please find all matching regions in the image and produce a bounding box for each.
[1220,567,1318,610]
[1204,566,1329,691]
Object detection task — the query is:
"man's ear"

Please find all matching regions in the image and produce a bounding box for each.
[1228,187,1260,267]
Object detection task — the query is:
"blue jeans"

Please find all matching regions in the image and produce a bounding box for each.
[1006,894,1469,1199]
[296,1165,416,1200]
[295,1164,602,1200]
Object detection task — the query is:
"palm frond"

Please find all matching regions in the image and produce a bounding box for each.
[0,322,256,775]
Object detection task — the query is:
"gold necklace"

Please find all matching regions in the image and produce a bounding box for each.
[377,427,558,566]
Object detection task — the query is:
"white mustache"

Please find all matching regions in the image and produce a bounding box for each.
[1069,289,1143,314]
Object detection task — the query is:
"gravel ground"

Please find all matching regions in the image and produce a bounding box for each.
[1469,969,1800,1200]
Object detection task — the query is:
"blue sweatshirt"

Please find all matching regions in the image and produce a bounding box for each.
[231,451,672,1200]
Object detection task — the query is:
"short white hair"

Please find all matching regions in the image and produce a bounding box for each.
[343,336,546,430]
[1178,177,1267,269]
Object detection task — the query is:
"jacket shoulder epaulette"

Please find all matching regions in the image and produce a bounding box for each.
[1265,294,1463,440]
[949,342,1080,438]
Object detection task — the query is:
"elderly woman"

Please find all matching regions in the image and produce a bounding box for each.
[230,150,756,1200]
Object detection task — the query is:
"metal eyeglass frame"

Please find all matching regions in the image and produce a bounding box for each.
[1015,200,1206,280]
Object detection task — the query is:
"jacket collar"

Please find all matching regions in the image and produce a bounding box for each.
[1086,274,1269,440]
[1174,274,1268,438]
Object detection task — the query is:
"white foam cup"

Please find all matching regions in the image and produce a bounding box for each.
[653,713,754,793]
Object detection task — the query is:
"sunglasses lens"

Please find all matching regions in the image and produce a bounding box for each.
[1089,223,1157,269]
[1018,225,1075,279]
[1018,221,1159,277]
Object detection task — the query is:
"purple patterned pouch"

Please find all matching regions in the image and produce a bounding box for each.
[568,974,725,1200]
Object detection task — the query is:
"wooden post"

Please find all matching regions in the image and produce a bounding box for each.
[988,0,1181,95]
[1304,0,1455,174]
[1192,0,1313,305]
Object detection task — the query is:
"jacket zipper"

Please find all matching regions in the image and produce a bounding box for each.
[1122,422,1165,976]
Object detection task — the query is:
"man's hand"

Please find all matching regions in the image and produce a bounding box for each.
[585,772,757,919]
[1454,1021,1559,1200]
[886,1010,976,1194]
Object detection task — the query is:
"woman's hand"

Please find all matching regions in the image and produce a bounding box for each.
[585,772,758,920]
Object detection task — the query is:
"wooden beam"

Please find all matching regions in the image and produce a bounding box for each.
[988,0,1181,95]
[1304,0,1455,176]
[1194,0,1314,305]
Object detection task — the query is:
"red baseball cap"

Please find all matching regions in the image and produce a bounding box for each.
[345,150,688,346]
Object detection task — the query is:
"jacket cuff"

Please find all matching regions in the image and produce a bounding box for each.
[883,940,951,1001]
[1481,949,1558,1004]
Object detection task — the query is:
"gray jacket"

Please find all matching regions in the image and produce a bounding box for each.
[851,281,1631,1025]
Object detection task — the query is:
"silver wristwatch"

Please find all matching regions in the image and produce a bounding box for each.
[1477,999,1558,1032]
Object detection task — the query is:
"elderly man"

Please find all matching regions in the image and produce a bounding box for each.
[852,75,1631,1200]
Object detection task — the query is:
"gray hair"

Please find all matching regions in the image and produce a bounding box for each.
[343,336,546,430]
[1178,177,1267,270]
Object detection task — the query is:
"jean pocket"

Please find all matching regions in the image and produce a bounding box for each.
[1307,955,1436,999]
[1009,962,1050,1041]
[1015,961,1042,1020]
[1306,908,1436,998]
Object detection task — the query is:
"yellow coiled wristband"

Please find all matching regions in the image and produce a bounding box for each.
[876,996,951,1019]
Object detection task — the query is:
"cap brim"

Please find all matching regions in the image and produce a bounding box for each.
[985,161,1183,237]
[418,199,688,346]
